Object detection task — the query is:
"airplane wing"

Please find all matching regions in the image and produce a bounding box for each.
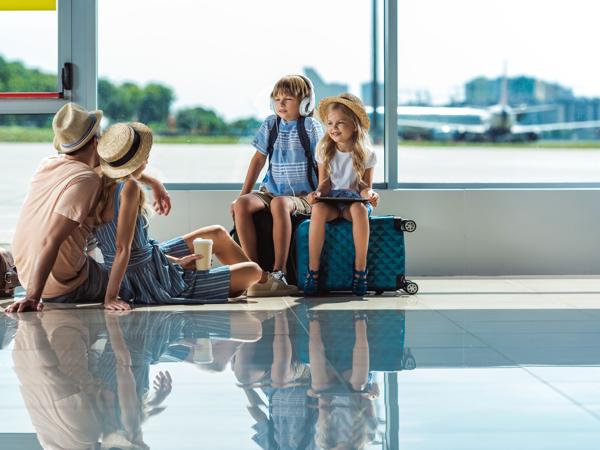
[398,119,487,135]
[514,120,600,133]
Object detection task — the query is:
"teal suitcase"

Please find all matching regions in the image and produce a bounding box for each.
[296,216,418,295]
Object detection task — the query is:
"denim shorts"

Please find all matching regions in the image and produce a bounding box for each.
[328,189,373,215]
[42,257,109,303]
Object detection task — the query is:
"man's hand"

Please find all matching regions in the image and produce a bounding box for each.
[104,297,132,311]
[307,191,322,205]
[5,298,43,313]
[361,188,379,207]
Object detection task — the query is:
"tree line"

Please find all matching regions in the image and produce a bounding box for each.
[0,55,261,136]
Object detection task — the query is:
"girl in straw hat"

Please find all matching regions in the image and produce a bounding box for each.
[304,93,380,296]
[93,122,262,310]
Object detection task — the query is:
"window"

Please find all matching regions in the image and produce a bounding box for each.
[0,7,58,94]
[99,0,382,185]
[0,114,55,243]
[396,0,600,184]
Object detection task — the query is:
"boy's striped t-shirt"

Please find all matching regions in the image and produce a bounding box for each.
[251,115,323,196]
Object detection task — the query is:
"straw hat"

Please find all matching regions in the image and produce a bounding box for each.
[317,93,370,131]
[53,103,103,153]
[97,122,153,179]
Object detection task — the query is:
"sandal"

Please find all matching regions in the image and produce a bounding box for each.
[352,268,369,296]
[303,269,320,296]
[353,310,369,322]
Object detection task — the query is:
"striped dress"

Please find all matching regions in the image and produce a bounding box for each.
[94,183,230,304]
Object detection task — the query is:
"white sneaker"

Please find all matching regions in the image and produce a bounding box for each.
[247,272,299,297]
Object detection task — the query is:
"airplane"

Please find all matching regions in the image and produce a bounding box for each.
[370,73,600,142]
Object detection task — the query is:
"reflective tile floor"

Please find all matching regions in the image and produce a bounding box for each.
[2,278,600,449]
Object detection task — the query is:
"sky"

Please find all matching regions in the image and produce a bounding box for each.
[0,0,599,120]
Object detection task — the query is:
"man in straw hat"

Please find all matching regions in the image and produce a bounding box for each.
[6,103,171,313]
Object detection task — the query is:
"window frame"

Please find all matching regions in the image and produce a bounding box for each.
[4,0,599,190]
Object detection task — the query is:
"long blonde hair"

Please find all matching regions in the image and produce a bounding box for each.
[317,102,372,190]
[94,175,149,226]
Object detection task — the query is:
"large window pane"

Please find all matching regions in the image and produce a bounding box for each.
[99,0,382,184]
[0,10,58,92]
[0,115,54,243]
[397,0,600,183]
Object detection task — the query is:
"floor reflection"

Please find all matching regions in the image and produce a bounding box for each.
[3,307,600,449]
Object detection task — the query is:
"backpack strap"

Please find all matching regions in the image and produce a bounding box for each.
[297,117,318,191]
[266,116,281,177]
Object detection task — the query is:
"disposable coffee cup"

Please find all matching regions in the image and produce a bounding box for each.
[192,338,214,364]
[193,238,213,271]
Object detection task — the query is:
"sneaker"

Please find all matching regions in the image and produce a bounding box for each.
[247,272,299,297]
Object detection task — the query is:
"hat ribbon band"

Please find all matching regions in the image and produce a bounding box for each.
[60,113,97,149]
[108,129,141,167]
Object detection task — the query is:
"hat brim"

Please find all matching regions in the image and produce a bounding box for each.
[54,110,103,153]
[99,122,153,179]
[317,97,370,131]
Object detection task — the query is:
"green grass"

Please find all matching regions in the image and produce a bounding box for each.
[0,126,54,142]
[0,126,599,148]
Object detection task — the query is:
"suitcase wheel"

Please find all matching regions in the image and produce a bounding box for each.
[401,220,417,233]
[404,281,419,295]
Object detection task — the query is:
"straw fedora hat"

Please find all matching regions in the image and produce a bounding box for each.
[97,122,153,179]
[317,93,370,131]
[53,103,103,153]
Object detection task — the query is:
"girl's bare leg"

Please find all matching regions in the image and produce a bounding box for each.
[308,202,339,271]
[342,202,370,271]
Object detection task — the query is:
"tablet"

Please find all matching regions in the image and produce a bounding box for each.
[317,196,370,203]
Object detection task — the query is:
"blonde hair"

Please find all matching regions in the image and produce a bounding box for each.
[94,175,149,226]
[271,74,312,114]
[315,396,377,449]
[317,102,372,190]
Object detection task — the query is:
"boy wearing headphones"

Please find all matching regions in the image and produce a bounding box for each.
[231,74,323,296]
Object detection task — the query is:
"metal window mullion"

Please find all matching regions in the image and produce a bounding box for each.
[384,0,398,189]
[58,0,72,96]
[70,0,97,110]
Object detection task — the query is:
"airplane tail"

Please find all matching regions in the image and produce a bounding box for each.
[500,61,508,107]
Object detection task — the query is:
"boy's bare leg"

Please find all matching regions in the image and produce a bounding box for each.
[342,203,370,271]
[270,196,295,272]
[182,225,248,265]
[271,311,293,387]
[228,262,263,297]
[232,194,267,263]
[308,202,339,271]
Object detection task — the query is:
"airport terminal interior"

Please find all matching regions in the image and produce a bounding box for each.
[2,1,600,449]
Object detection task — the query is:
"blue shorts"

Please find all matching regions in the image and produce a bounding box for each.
[328,189,373,215]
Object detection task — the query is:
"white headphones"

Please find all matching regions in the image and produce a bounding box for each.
[270,75,315,117]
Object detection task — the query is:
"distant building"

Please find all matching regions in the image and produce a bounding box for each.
[303,67,348,105]
[360,81,384,107]
[465,75,574,106]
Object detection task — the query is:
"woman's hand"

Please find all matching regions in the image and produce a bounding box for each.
[307,191,322,205]
[361,188,379,207]
[104,297,132,311]
[175,254,203,270]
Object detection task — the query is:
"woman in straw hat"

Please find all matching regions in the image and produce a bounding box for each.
[93,122,262,310]
[304,93,380,297]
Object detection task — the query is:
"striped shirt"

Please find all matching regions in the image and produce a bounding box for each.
[252,115,323,196]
